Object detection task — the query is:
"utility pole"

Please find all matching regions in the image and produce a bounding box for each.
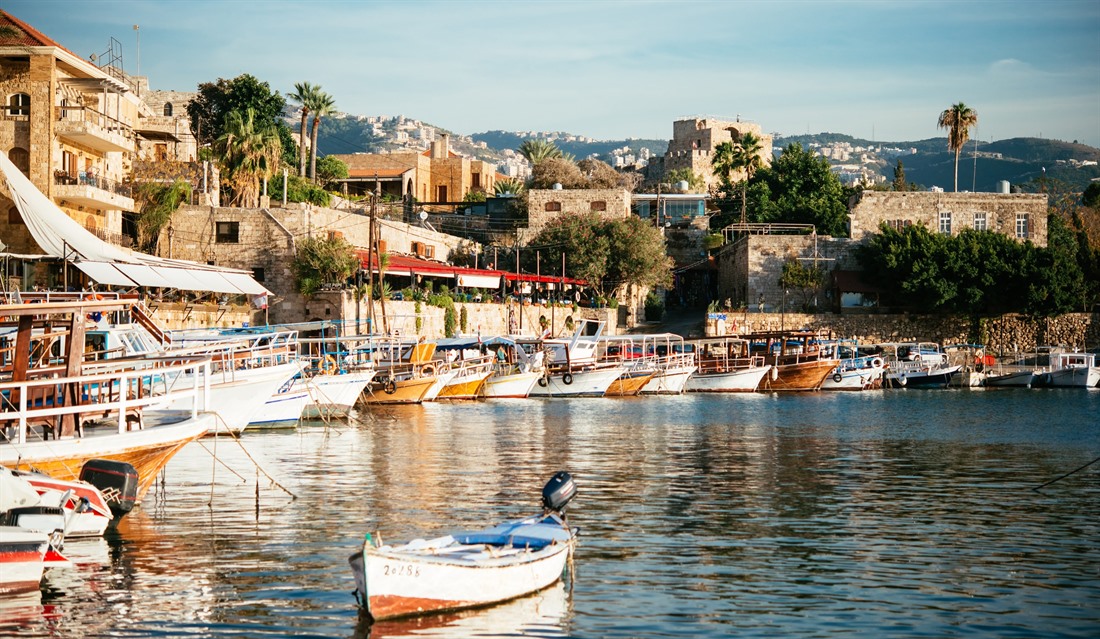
[366,180,376,335]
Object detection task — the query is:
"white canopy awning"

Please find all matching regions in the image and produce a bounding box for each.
[456,274,501,289]
[0,152,270,296]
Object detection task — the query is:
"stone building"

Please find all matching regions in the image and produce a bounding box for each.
[0,10,142,253]
[848,191,1049,247]
[521,187,631,242]
[660,116,773,190]
[160,202,471,323]
[131,78,198,164]
[330,134,496,205]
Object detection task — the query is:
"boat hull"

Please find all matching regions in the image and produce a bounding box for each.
[640,366,695,395]
[301,370,377,418]
[758,359,839,392]
[362,376,437,404]
[482,371,541,399]
[250,386,311,428]
[165,362,303,434]
[0,527,48,595]
[1044,366,1100,388]
[0,414,214,504]
[885,365,961,388]
[605,370,655,397]
[983,370,1036,388]
[686,365,771,392]
[528,366,624,398]
[436,372,491,400]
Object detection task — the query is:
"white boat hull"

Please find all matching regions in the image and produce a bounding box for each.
[250,385,311,428]
[685,365,772,392]
[640,365,696,395]
[421,370,457,402]
[1044,366,1100,388]
[165,362,303,434]
[483,371,541,399]
[0,527,48,595]
[983,370,1036,388]
[528,366,624,397]
[300,370,377,418]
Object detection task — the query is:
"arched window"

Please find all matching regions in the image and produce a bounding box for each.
[590,200,607,212]
[8,147,30,177]
[163,102,173,117]
[7,205,22,225]
[544,201,562,212]
[8,93,30,117]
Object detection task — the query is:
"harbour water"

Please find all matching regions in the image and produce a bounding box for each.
[2,389,1098,638]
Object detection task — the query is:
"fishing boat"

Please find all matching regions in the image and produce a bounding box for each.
[876,342,961,388]
[596,337,656,397]
[523,320,625,398]
[432,341,495,400]
[349,472,578,621]
[3,466,115,538]
[820,340,886,391]
[946,344,989,388]
[1,298,216,505]
[481,338,543,399]
[0,526,50,595]
[747,331,840,392]
[684,337,772,392]
[360,339,438,404]
[1041,350,1100,388]
[637,334,697,395]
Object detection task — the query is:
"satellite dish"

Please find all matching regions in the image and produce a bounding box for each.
[419,210,428,221]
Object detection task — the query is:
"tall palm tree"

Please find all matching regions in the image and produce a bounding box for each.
[214,108,282,207]
[307,91,336,182]
[287,82,320,177]
[937,102,978,192]
[518,139,562,166]
[712,130,764,224]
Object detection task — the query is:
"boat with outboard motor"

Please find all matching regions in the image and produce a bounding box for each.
[876,342,961,388]
[522,320,625,398]
[349,471,578,621]
[820,340,886,391]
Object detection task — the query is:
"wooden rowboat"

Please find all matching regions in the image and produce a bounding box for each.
[349,472,578,621]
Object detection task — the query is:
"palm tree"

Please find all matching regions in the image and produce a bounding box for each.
[518,139,562,166]
[937,102,979,192]
[307,91,336,182]
[712,130,764,224]
[287,82,320,177]
[214,108,282,207]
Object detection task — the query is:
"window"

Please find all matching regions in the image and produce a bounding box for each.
[973,211,987,231]
[939,211,952,234]
[8,147,29,177]
[163,102,173,117]
[251,267,265,282]
[7,93,29,117]
[591,200,607,212]
[545,201,562,212]
[7,206,22,224]
[1015,213,1029,239]
[62,151,77,176]
[155,144,168,162]
[471,173,481,189]
[436,185,448,201]
[215,221,239,243]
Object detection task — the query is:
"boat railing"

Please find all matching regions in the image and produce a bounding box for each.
[1,355,212,445]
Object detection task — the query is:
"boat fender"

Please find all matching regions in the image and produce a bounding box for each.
[562,372,574,385]
[832,372,843,383]
[383,379,397,394]
[770,366,779,381]
[537,376,548,387]
[871,357,884,369]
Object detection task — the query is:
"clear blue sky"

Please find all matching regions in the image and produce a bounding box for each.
[5,0,1099,147]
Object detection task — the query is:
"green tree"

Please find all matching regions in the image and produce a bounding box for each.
[494,177,525,196]
[778,258,825,312]
[518,139,563,166]
[286,81,320,177]
[530,156,585,189]
[892,159,908,191]
[134,179,191,252]
[528,213,671,297]
[665,167,706,193]
[292,235,359,296]
[314,155,348,189]
[740,143,849,237]
[269,173,331,206]
[937,102,979,192]
[186,74,286,148]
[214,108,282,207]
[307,91,336,182]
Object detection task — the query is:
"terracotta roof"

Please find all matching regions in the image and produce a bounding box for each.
[0,11,84,61]
[356,250,586,285]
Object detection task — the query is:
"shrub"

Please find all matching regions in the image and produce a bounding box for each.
[644,291,664,321]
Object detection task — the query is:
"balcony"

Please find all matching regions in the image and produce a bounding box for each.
[54,171,134,212]
[55,106,135,154]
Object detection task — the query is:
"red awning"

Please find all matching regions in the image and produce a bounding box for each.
[356,251,586,287]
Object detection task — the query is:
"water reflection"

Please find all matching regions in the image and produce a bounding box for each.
[2,390,1097,638]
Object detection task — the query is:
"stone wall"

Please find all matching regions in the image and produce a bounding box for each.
[849,191,1049,247]
[663,118,773,190]
[522,188,631,241]
[715,233,856,309]
[301,293,620,338]
[705,310,1099,354]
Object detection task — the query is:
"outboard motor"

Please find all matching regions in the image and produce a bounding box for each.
[541,471,576,514]
[80,459,139,518]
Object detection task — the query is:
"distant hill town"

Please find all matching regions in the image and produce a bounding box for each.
[308,110,1100,193]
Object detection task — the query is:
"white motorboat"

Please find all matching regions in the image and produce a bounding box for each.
[1041,350,1100,388]
[349,472,578,621]
[876,342,961,388]
[820,340,886,391]
[684,337,772,392]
